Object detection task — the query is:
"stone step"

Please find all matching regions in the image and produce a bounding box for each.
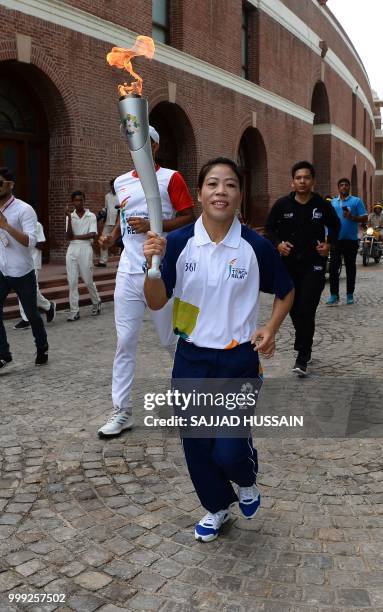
[4,279,116,307]
[3,288,115,319]
[3,264,118,319]
[37,269,116,290]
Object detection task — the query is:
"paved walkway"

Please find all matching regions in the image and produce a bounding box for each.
[1,262,383,611]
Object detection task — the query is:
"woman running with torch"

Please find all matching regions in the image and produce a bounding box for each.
[143,157,294,542]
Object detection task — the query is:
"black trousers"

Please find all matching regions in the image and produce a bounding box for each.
[285,260,326,358]
[329,239,359,296]
[0,270,48,356]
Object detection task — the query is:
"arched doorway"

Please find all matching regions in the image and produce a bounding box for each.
[149,102,197,199]
[237,127,268,226]
[351,164,358,196]
[311,81,331,196]
[0,63,49,258]
[363,170,367,204]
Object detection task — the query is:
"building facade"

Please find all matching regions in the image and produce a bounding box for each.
[374,94,383,201]
[0,0,376,259]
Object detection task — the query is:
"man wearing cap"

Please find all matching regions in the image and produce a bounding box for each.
[326,178,367,306]
[98,126,195,437]
[368,203,383,241]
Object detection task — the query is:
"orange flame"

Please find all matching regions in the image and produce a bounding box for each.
[107,35,155,97]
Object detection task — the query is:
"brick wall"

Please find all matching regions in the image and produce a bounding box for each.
[0,0,376,258]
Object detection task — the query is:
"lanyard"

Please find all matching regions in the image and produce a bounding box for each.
[0,196,15,214]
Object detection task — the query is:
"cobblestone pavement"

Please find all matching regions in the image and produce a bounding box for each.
[1,262,383,612]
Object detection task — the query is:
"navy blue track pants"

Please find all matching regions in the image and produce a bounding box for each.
[172,339,259,513]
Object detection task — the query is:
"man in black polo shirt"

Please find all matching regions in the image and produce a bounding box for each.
[265,161,340,376]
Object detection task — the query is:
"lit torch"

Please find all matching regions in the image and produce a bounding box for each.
[107,36,162,279]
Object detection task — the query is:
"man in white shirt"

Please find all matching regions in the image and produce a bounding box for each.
[66,191,101,321]
[96,179,119,267]
[0,167,49,368]
[14,219,56,330]
[97,126,194,437]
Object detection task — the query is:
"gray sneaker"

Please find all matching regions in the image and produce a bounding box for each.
[91,301,102,316]
[67,311,80,322]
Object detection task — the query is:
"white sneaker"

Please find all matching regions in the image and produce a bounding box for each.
[98,408,134,437]
[194,509,230,542]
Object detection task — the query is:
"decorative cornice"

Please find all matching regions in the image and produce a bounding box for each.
[0,0,313,124]
[248,0,374,123]
[313,123,376,168]
[311,0,371,87]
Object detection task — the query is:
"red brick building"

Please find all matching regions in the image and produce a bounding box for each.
[373,93,383,202]
[0,0,376,259]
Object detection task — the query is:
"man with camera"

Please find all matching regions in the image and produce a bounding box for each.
[326,178,367,306]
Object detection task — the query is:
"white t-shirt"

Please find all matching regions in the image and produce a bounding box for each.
[66,210,97,245]
[104,192,119,226]
[114,167,178,274]
[0,196,37,277]
[161,217,294,349]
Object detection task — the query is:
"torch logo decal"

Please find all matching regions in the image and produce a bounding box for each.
[227,258,237,280]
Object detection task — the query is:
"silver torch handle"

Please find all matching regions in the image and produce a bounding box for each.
[118,95,162,279]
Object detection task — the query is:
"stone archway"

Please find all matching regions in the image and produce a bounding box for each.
[149,102,197,199]
[311,81,331,197]
[0,59,71,260]
[0,62,49,259]
[237,127,268,226]
[351,164,358,196]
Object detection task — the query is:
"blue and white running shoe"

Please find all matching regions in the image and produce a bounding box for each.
[238,484,261,519]
[194,509,230,542]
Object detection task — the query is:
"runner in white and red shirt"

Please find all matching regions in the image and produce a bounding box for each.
[98,126,194,437]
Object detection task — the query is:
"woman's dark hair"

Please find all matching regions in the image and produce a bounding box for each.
[291,161,315,179]
[71,190,85,201]
[0,167,14,181]
[197,157,244,191]
[110,178,117,195]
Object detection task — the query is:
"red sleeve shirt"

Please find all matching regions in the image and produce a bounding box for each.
[167,172,194,212]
